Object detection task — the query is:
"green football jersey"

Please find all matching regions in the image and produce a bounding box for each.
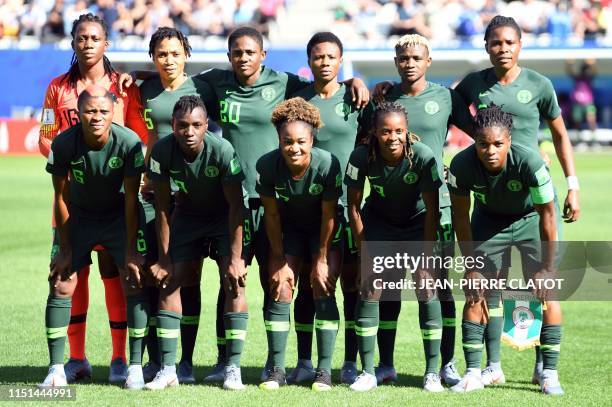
[448,143,554,216]
[139,76,217,140]
[195,66,310,198]
[46,123,145,219]
[455,67,561,151]
[256,147,342,230]
[291,83,364,206]
[373,82,473,207]
[148,131,243,217]
[344,142,441,227]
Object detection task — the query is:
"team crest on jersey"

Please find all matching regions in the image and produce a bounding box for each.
[335,172,342,187]
[205,165,219,177]
[108,156,124,169]
[335,102,350,117]
[424,101,440,115]
[261,86,276,101]
[516,90,533,104]
[403,171,419,184]
[507,180,523,191]
[230,158,242,175]
[309,183,323,195]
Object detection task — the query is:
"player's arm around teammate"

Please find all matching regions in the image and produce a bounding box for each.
[146,95,248,391]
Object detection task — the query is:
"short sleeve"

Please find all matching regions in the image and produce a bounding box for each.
[448,153,471,196]
[284,72,311,97]
[147,141,169,182]
[417,147,442,193]
[453,74,475,107]
[449,88,474,136]
[343,146,367,190]
[124,138,146,178]
[357,102,375,143]
[219,139,244,186]
[255,155,275,197]
[45,138,69,177]
[124,84,149,144]
[537,77,562,121]
[524,152,554,205]
[322,154,343,201]
[193,76,219,120]
[39,82,60,158]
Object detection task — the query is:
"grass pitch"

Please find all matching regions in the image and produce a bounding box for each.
[0,153,611,406]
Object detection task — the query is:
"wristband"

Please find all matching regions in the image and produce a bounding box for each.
[566,175,580,191]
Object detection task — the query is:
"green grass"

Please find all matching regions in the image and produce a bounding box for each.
[0,153,611,406]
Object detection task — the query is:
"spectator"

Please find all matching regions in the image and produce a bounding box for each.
[95,0,120,34]
[131,0,148,37]
[63,0,91,36]
[20,0,48,37]
[190,0,228,36]
[0,0,24,38]
[547,0,573,43]
[41,1,64,43]
[388,0,431,38]
[456,0,482,40]
[112,1,134,37]
[480,0,500,28]
[353,0,385,41]
[168,0,193,35]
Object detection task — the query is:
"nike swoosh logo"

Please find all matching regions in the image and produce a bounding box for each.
[276,193,289,202]
[169,169,181,174]
[274,186,286,190]
[473,185,486,188]
[478,92,490,98]
[70,159,83,165]
[225,90,236,95]
[369,176,382,180]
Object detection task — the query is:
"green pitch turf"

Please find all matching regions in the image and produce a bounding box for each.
[0,153,611,406]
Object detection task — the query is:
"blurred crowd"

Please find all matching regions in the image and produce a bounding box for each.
[331,0,612,46]
[0,0,284,43]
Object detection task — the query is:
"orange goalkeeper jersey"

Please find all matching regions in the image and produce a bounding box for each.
[38,72,148,157]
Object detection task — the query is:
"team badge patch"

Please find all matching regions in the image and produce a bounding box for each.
[108,156,124,169]
[403,171,419,184]
[309,183,323,195]
[335,172,342,187]
[150,157,161,174]
[42,108,55,125]
[517,89,533,104]
[447,171,457,188]
[346,163,359,180]
[134,150,145,167]
[230,158,242,175]
[261,86,276,101]
[205,165,219,177]
[335,102,350,117]
[507,179,523,191]
[47,150,54,165]
[424,101,440,115]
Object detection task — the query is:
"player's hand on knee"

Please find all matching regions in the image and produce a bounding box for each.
[270,259,294,301]
[463,270,486,303]
[49,248,73,286]
[149,260,172,289]
[125,252,145,289]
[226,259,247,298]
[414,268,436,302]
[310,260,332,297]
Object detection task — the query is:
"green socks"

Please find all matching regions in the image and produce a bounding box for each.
[157,310,181,366]
[378,301,401,367]
[343,290,359,363]
[355,300,379,375]
[314,297,340,373]
[127,294,150,365]
[294,287,315,361]
[485,293,503,364]
[462,320,485,369]
[419,299,442,374]
[180,285,201,364]
[145,286,161,365]
[216,282,227,363]
[225,312,248,367]
[265,301,291,370]
[540,324,562,370]
[440,295,456,366]
[46,296,71,365]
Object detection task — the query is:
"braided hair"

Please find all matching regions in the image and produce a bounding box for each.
[63,13,116,88]
[365,101,419,168]
[474,104,513,137]
[149,27,192,58]
[484,15,522,42]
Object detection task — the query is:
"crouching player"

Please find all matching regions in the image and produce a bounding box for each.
[449,105,563,395]
[41,86,148,387]
[345,101,442,392]
[145,95,248,391]
[257,98,343,391]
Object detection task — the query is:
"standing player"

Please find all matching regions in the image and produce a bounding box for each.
[41,86,148,389]
[370,34,473,387]
[256,98,343,391]
[448,105,563,395]
[454,15,579,386]
[345,102,441,392]
[138,27,218,384]
[145,95,248,391]
[38,13,147,384]
[288,32,365,385]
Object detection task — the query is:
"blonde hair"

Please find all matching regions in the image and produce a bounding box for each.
[271,97,323,131]
[394,34,431,54]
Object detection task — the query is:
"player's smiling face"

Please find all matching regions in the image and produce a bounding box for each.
[172,107,208,159]
[308,42,342,83]
[72,21,108,68]
[153,37,187,84]
[394,45,431,84]
[375,112,407,164]
[475,126,511,173]
[228,35,266,84]
[486,26,522,71]
[279,121,313,169]
[80,96,113,145]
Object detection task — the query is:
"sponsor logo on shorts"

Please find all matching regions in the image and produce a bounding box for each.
[507,179,523,191]
[205,165,219,177]
[261,86,276,101]
[335,102,350,116]
[424,101,440,115]
[309,183,323,195]
[108,156,124,169]
[403,171,419,184]
[517,89,533,104]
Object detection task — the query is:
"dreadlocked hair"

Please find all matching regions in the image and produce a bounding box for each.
[474,103,513,137]
[63,13,116,88]
[365,101,419,168]
[484,15,521,42]
[149,27,192,58]
[271,97,323,136]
